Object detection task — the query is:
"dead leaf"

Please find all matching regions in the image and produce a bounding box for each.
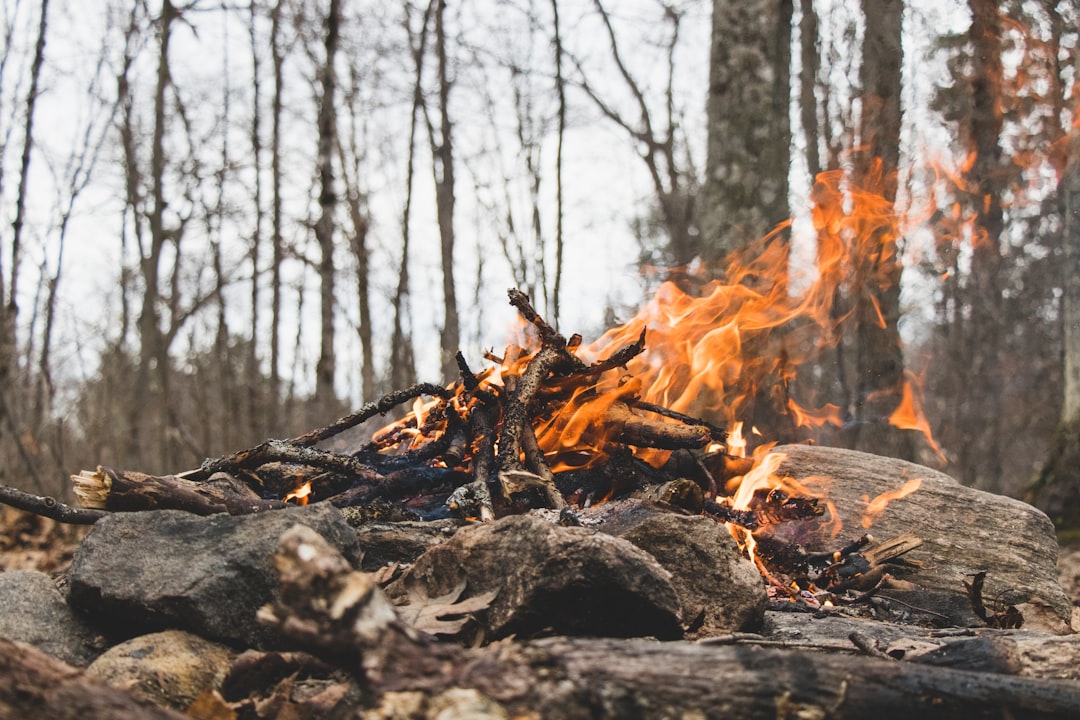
[396,580,497,636]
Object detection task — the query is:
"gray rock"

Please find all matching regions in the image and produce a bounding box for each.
[86,630,234,711]
[348,517,462,572]
[596,501,767,634]
[0,570,105,666]
[67,503,362,647]
[771,445,1073,626]
[389,514,683,640]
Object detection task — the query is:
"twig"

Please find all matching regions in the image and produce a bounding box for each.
[0,483,107,524]
[629,399,727,440]
[200,439,383,484]
[288,382,454,447]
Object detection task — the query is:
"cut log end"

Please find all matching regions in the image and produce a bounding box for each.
[71,467,111,509]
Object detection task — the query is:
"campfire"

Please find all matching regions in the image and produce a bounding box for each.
[0,282,1075,718]
[68,284,935,608]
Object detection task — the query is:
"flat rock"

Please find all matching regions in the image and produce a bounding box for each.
[0,570,105,666]
[67,503,362,647]
[86,630,234,711]
[770,445,1073,627]
[593,500,767,634]
[388,514,683,639]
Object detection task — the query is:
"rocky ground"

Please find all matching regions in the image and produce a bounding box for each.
[1,453,1080,719]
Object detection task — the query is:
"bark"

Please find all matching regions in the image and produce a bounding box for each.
[848,0,913,460]
[701,0,792,263]
[314,0,342,408]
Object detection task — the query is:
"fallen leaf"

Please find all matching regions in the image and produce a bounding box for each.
[396,580,497,636]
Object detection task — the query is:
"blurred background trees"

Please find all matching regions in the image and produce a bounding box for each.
[0,0,1077,528]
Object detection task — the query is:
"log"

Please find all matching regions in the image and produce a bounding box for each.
[263,524,1080,720]
[71,466,285,516]
[0,637,186,719]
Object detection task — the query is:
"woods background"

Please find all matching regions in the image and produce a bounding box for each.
[0,0,1078,525]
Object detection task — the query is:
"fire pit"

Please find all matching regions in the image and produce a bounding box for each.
[1,288,1078,718]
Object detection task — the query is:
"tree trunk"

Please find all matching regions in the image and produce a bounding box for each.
[701,0,792,263]
[6,0,50,384]
[961,0,1006,491]
[848,0,913,460]
[269,0,285,417]
[429,0,459,382]
[314,0,342,409]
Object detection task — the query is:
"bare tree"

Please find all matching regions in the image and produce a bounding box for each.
[5,0,50,381]
[313,0,342,408]
[550,0,566,329]
[422,0,459,382]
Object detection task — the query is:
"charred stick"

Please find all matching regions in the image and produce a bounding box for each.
[508,288,559,344]
[288,383,454,447]
[629,399,727,440]
[200,439,383,485]
[807,534,872,563]
[0,483,108,524]
[702,498,759,530]
[497,343,575,475]
[470,402,498,485]
[327,466,470,508]
[520,422,565,510]
[603,401,712,451]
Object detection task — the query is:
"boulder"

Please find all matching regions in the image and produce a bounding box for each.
[388,514,682,640]
[67,503,362,647]
[770,445,1073,627]
[594,500,767,634]
[86,630,234,711]
[0,570,105,666]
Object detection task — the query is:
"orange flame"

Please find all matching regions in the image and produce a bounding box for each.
[860,477,922,528]
[284,479,313,506]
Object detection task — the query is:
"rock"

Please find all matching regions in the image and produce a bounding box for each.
[595,500,768,634]
[389,514,682,640]
[347,517,462,572]
[0,570,105,666]
[67,503,362,647]
[85,630,234,711]
[770,445,1073,627]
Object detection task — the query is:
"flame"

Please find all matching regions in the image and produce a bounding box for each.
[860,477,921,528]
[284,479,313,506]
[727,421,747,458]
[889,372,946,462]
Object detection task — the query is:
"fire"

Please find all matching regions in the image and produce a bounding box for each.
[860,477,921,528]
[889,373,946,463]
[284,479,313,506]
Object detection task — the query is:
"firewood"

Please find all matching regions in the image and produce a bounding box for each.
[71,466,285,515]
